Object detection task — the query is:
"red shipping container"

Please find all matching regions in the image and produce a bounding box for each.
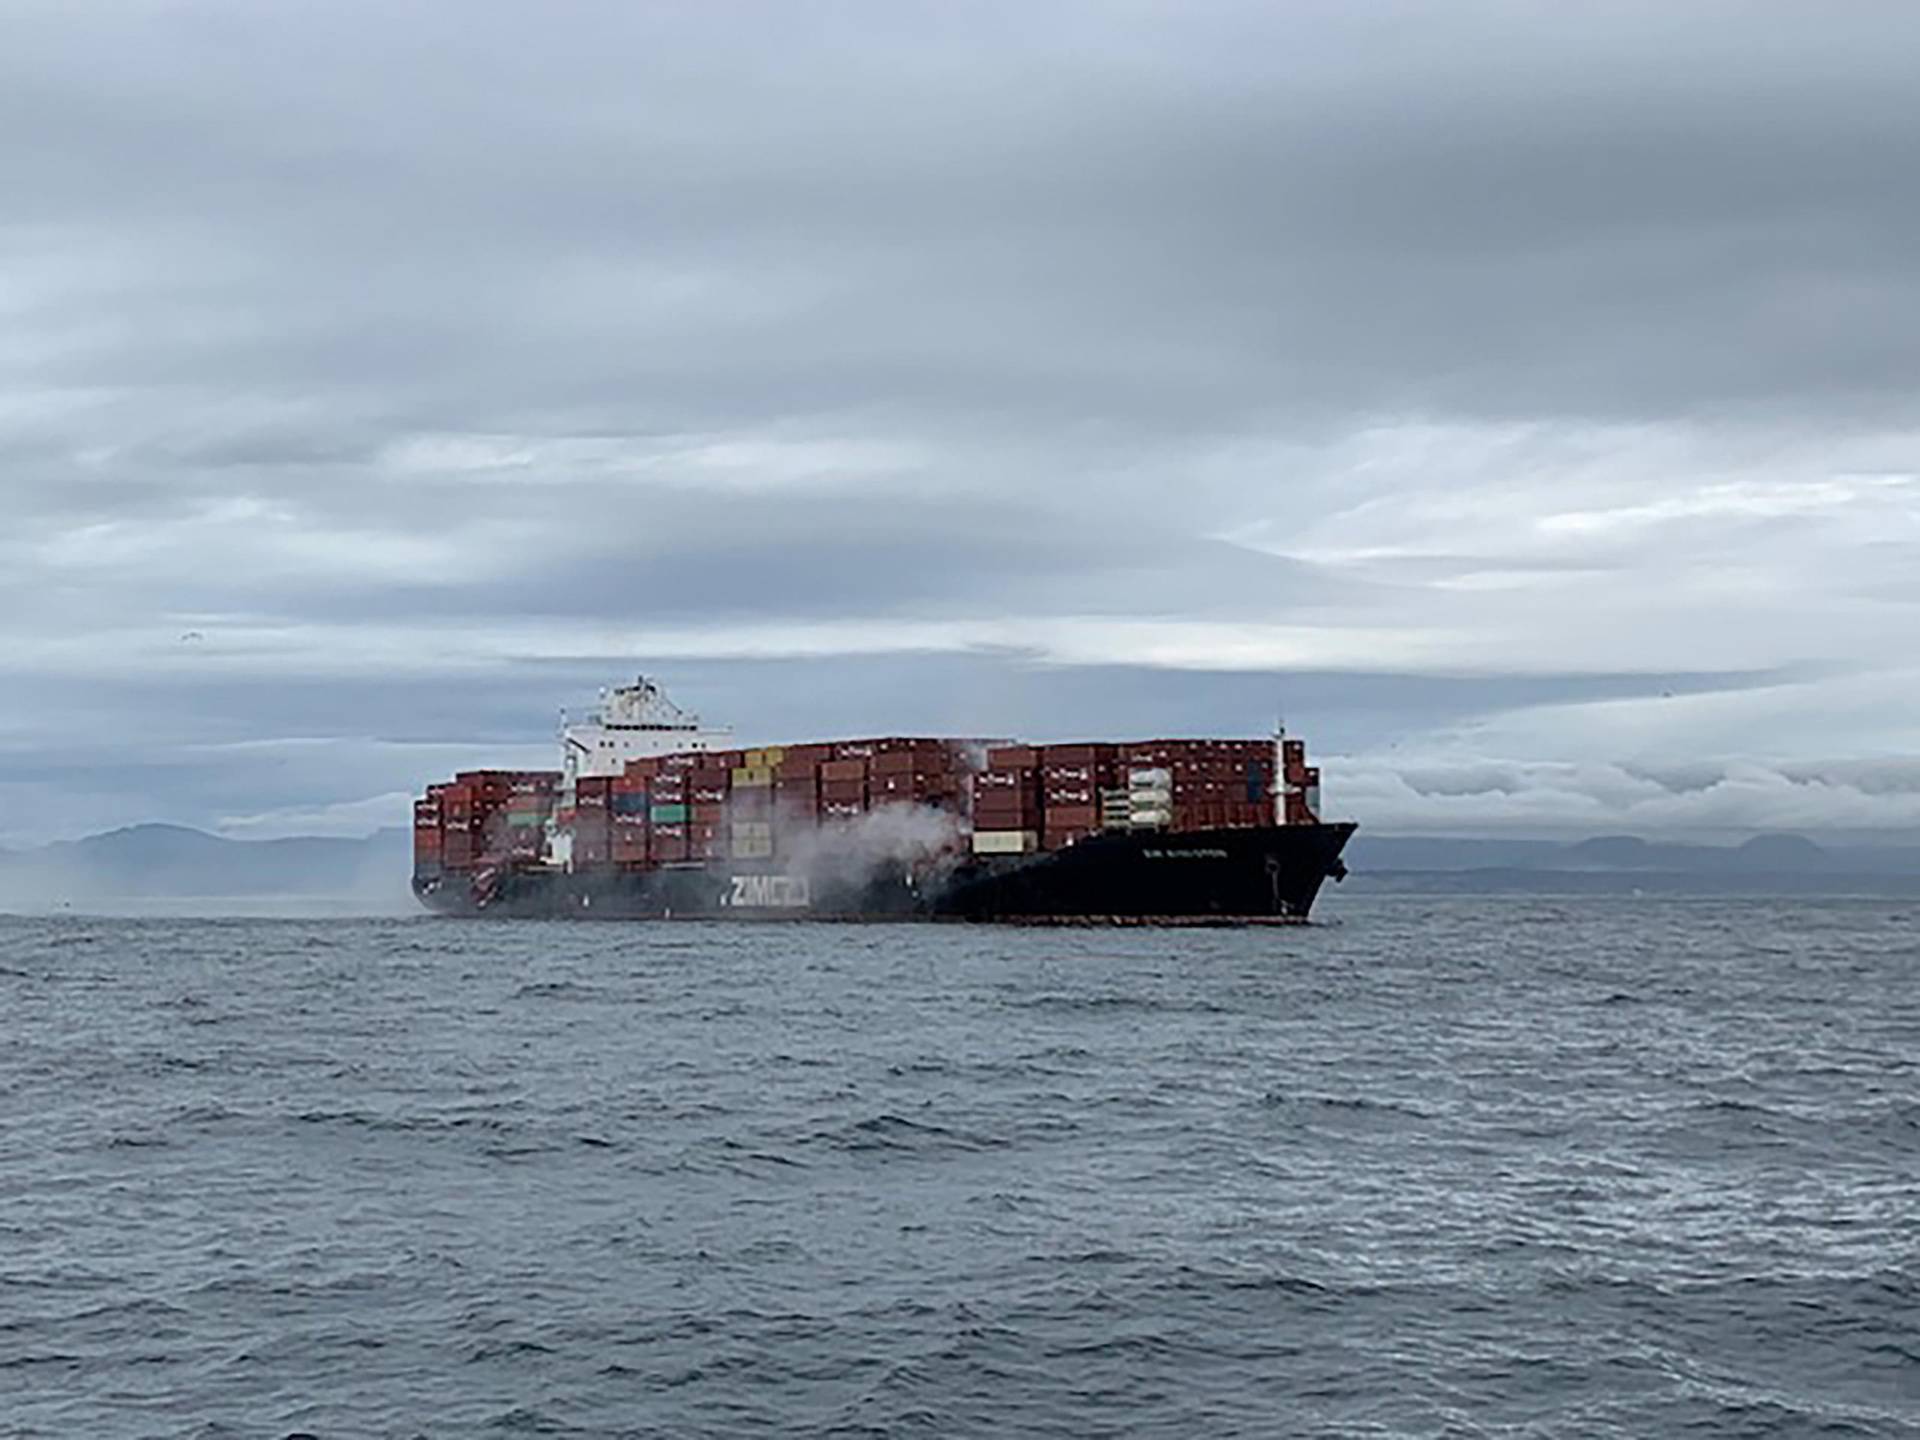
[974,768,1036,792]
[875,769,947,794]
[1042,826,1096,851]
[870,743,949,774]
[987,745,1038,768]
[974,799,1038,819]
[1045,803,1100,828]
[974,788,1038,808]
[1042,764,1095,784]
[974,790,1038,811]
[820,758,867,782]
[1041,743,1110,766]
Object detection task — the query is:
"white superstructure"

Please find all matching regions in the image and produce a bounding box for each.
[549,677,731,871]
[560,676,732,785]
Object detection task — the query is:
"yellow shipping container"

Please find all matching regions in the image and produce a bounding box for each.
[731,765,773,787]
[760,746,785,766]
[731,838,774,859]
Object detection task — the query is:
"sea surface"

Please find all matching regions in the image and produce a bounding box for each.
[2,896,1915,1438]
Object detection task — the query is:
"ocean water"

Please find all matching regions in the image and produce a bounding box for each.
[2,896,1915,1439]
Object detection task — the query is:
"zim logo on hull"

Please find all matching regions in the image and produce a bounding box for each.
[725,874,813,909]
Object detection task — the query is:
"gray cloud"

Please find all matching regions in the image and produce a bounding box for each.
[4,1,1919,843]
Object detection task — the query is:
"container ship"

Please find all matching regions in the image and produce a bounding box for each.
[412,678,1354,923]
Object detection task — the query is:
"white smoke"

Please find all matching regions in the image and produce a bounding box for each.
[771,802,965,897]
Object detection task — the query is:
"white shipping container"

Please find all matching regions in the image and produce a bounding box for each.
[972,829,1038,855]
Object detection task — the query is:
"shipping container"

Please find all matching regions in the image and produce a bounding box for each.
[1042,825,1096,851]
[972,829,1037,855]
[1045,803,1099,829]
[731,788,774,817]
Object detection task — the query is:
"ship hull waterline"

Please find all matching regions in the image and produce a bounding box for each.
[414,822,1356,924]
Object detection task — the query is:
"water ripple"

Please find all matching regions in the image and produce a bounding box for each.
[0,897,1915,1437]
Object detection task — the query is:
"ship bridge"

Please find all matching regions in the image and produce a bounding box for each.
[560,676,732,786]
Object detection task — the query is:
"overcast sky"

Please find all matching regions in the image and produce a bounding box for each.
[6,0,1920,843]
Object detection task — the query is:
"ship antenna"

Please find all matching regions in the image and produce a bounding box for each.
[1272,712,1287,826]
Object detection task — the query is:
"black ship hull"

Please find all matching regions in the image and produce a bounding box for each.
[414,822,1355,923]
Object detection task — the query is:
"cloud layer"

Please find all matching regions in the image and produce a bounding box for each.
[4,2,1919,843]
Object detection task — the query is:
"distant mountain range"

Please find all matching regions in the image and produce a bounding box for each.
[1343,832,1920,895]
[0,824,1913,913]
[0,824,415,911]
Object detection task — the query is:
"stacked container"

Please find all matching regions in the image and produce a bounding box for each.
[1116,740,1273,832]
[971,746,1041,853]
[1122,767,1174,829]
[416,722,1329,886]
[819,758,868,820]
[413,790,444,876]
[871,740,964,809]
